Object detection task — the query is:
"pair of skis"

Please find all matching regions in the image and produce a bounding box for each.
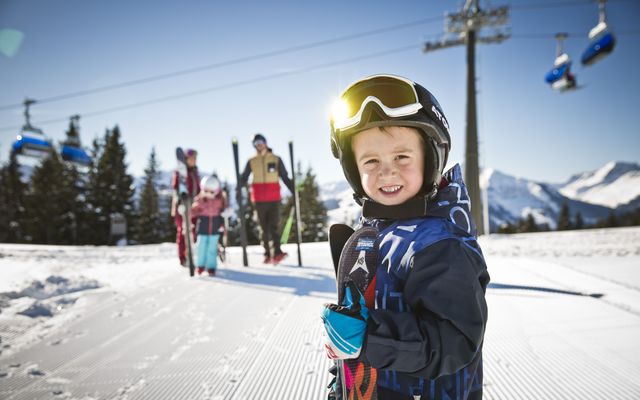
[329,224,379,400]
[231,139,302,267]
[175,147,196,277]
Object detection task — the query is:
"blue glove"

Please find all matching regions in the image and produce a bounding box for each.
[321,281,368,360]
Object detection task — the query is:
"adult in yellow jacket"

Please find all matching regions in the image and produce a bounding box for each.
[239,133,294,264]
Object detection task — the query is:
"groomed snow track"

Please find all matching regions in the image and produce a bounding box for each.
[1,229,640,399]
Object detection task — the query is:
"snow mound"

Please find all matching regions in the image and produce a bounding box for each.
[4,275,100,301]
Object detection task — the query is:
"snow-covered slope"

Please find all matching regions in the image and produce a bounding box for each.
[558,161,640,208]
[1,228,640,399]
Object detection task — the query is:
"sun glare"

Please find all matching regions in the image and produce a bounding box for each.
[330,98,349,124]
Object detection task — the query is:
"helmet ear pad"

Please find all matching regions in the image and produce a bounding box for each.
[334,135,366,200]
[422,137,441,196]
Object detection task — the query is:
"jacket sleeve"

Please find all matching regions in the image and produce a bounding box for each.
[171,170,179,192]
[277,157,295,194]
[364,238,489,379]
[190,199,202,217]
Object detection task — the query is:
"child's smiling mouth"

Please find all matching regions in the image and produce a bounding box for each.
[380,185,402,194]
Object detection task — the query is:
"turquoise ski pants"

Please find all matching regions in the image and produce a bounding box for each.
[196,234,220,270]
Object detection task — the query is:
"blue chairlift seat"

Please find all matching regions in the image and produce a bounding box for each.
[581,28,615,66]
[61,144,91,166]
[12,129,53,158]
[545,53,576,91]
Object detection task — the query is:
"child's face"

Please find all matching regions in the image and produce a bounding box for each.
[352,126,424,206]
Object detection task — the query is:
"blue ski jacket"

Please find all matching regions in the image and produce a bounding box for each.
[361,164,489,399]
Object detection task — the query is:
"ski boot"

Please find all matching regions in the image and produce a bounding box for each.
[272,251,288,265]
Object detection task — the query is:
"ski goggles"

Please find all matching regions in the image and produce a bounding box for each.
[252,139,266,146]
[331,75,423,131]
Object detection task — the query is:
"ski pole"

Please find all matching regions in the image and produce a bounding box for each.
[288,140,302,267]
[232,138,249,267]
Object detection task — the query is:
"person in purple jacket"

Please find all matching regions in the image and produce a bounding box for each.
[171,148,200,266]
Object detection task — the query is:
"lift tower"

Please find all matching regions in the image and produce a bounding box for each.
[424,0,510,235]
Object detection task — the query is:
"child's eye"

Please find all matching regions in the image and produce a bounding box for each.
[364,159,378,165]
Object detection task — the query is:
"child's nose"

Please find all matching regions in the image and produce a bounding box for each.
[379,161,396,177]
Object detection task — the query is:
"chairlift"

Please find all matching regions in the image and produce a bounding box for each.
[581,0,616,66]
[11,99,54,159]
[545,33,577,92]
[60,115,91,167]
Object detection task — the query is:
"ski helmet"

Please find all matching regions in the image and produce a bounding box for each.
[200,174,221,196]
[185,148,198,157]
[330,74,451,201]
[252,133,267,146]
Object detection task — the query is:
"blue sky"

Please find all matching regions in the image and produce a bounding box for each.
[1,0,639,186]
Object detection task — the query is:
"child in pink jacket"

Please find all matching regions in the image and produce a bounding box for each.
[191,174,227,276]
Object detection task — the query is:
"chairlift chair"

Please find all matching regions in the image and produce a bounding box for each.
[11,99,54,159]
[60,115,91,167]
[581,0,616,66]
[545,33,577,92]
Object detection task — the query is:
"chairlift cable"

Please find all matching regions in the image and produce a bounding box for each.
[0,17,441,112]
[511,0,633,11]
[0,43,419,133]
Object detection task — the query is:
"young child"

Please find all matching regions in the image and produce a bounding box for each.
[321,74,490,399]
[191,174,227,276]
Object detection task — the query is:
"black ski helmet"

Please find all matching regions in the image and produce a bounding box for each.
[252,133,267,146]
[330,74,451,201]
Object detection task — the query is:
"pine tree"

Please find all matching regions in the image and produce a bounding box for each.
[59,162,84,244]
[525,214,538,232]
[86,126,134,244]
[0,161,9,242]
[557,202,571,231]
[497,222,516,234]
[607,211,618,228]
[136,148,163,244]
[23,149,81,244]
[0,151,27,242]
[81,137,104,244]
[63,116,81,146]
[518,214,538,233]
[281,164,328,243]
[574,212,584,230]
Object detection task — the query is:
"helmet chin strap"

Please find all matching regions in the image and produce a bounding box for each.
[361,196,428,219]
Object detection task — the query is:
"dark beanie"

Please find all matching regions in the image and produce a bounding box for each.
[252,133,267,145]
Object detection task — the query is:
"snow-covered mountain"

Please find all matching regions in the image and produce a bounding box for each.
[481,168,611,231]
[557,161,640,209]
[320,161,634,232]
[319,180,361,226]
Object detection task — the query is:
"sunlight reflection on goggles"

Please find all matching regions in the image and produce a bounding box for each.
[331,75,422,131]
